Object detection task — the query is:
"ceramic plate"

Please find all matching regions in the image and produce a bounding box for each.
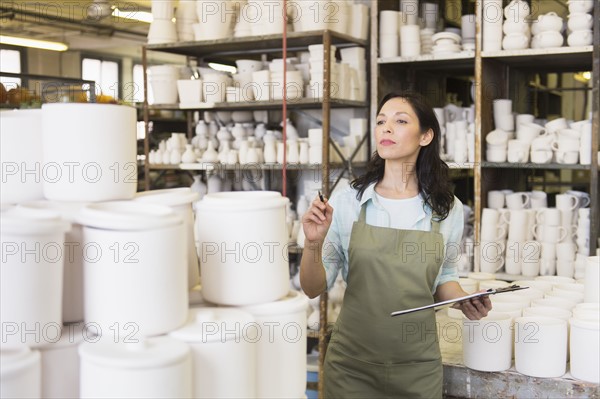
[432,31,462,44]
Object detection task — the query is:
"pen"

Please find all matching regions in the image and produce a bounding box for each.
[318,190,326,216]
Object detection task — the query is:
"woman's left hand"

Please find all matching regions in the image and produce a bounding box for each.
[453,290,492,320]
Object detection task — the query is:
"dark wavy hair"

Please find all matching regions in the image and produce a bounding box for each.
[351,91,454,220]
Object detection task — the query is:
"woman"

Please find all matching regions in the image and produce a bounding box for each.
[300,92,491,398]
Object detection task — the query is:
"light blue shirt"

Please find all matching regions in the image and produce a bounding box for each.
[322,182,463,293]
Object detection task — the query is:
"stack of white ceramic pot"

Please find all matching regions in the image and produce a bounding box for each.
[502,0,530,50]
[433,104,475,164]
[431,31,462,55]
[194,191,308,398]
[482,0,503,51]
[531,12,564,49]
[193,0,236,40]
[340,47,367,102]
[379,10,400,58]
[147,0,177,44]
[567,0,594,46]
[175,0,196,41]
[148,65,180,105]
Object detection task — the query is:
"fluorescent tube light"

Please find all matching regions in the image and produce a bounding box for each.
[0,35,68,52]
[112,7,154,23]
[208,63,237,74]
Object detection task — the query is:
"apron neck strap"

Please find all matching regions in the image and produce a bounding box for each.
[430,214,441,233]
[359,202,368,222]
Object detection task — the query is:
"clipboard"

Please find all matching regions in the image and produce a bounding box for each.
[390,284,529,317]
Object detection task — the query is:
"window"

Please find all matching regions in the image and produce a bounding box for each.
[81,57,120,99]
[133,64,153,104]
[0,49,22,88]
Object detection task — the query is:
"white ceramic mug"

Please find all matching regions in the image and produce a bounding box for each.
[479,241,506,273]
[535,207,561,226]
[529,191,547,209]
[539,257,556,276]
[486,191,505,209]
[506,192,530,210]
[530,150,553,164]
[555,194,578,211]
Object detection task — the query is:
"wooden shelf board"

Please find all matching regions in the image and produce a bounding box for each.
[481,46,593,70]
[149,98,367,111]
[378,51,475,69]
[149,162,367,171]
[481,162,593,171]
[146,30,368,58]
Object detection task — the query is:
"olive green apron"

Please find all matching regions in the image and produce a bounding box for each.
[323,203,445,399]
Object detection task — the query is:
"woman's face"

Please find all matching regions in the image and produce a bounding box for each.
[375,97,433,162]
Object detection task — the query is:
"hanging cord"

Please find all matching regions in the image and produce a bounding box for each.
[282,0,288,197]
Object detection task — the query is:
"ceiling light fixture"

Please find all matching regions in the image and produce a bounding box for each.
[112,7,154,23]
[0,35,68,51]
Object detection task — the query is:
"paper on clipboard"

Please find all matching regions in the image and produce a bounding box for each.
[390,285,529,317]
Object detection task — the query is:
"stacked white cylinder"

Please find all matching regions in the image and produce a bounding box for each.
[169,308,256,398]
[195,191,290,306]
[149,65,180,105]
[0,109,44,204]
[241,290,309,398]
[463,313,513,372]
[79,336,192,398]
[77,201,188,337]
[584,256,599,302]
[570,316,600,383]
[41,103,137,202]
[0,207,70,347]
[514,316,568,377]
[19,200,88,323]
[379,11,399,58]
[39,324,84,398]
[134,188,200,290]
[0,346,41,398]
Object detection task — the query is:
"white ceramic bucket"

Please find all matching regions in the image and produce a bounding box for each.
[196,191,290,305]
[20,200,88,323]
[78,201,188,337]
[134,188,200,290]
[572,303,600,319]
[79,336,192,398]
[0,207,70,347]
[0,346,41,398]
[241,290,309,398]
[463,313,513,372]
[170,307,256,398]
[584,256,599,302]
[41,103,137,202]
[569,317,600,383]
[39,324,85,398]
[515,316,567,377]
[0,109,44,204]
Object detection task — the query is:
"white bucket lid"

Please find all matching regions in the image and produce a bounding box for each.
[198,191,289,212]
[134,188,199,207]
[241,290,309,316]
[169,307,254,343]
[0,345,41,378]
[1,206,71,235]
[77,201,182,231]
[570,316,600,330]
[19,200,88,223]
[37,323,88,351]
[78,336,190,369]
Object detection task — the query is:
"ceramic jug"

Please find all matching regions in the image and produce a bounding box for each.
[181,144,196,163]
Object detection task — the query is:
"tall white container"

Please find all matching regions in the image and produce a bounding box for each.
[515,316,568,377]
[240,290,309,398]
[39,324,84,398]
[20,200,88,323]
[0,207,70,347]
[42,103,137,202]
[0,109,44,204]
[78,201,188,337]
[195,191,290,305]
[0,346,41,398]
[569,317,600,383]
[463,313,513,372]
[79,336,192,398]
[169,308,256,398]
[134,188,200,289]
[584,256,599,302]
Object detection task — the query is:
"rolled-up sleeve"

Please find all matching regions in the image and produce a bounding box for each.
[433,197,464,293]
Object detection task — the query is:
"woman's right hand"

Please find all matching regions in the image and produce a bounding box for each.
[301,195,334,244]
